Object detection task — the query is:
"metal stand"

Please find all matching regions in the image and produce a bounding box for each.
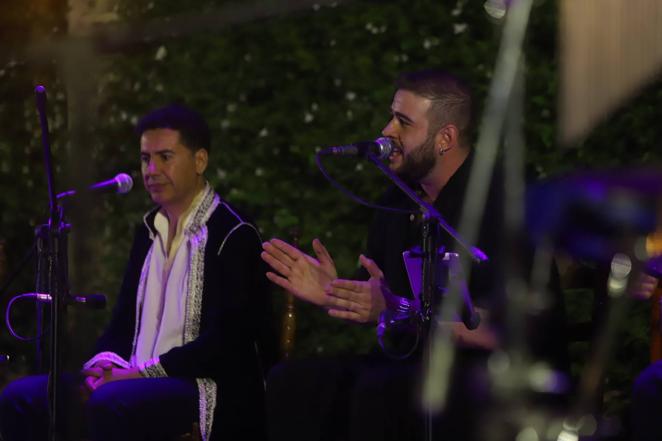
[363,152,484,441]
[35,85,69,441]
[365,152,486,264]
[420,216,442,326]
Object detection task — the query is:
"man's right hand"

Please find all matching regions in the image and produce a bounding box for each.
[81,360,114,393]
[261,238,337,306]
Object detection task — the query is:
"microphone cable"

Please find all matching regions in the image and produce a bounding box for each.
[315,151,417,215]
[5,293,48,342]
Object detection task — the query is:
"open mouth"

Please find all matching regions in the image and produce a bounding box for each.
[389,145,403,161]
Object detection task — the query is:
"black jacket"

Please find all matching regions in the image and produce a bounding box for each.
[94,191,276,440]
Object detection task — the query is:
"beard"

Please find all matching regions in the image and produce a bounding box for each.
[395,134,436,182]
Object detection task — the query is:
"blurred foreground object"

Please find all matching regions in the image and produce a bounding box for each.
[560,0,662,145]
[527,168,662,262]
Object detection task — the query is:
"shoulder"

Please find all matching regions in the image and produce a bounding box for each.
[207,199,262,256]
[375,184,414,210]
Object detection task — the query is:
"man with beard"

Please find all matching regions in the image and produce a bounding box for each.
[262,69,508,441]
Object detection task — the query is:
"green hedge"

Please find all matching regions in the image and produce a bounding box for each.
[1,0,661,423]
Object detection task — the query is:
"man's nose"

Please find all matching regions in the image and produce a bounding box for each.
[381,118,397,138]
[144,159,159,175]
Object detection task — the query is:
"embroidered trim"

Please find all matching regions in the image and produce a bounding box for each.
[183,188,219,441]
[185,185,216,236]
[197,378,217,441]
[82,351,131,370]
[132,186,220,441]
[139,357,168,378]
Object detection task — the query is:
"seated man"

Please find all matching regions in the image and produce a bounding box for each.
[0,104,275,441]
[262,69,512,441]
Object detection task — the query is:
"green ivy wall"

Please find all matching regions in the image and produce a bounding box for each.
[1,0,661,426]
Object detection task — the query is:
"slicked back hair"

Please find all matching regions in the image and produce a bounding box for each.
[136,104,211,153]
[395,69,473,148]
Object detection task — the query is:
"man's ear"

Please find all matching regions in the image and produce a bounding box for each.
[434,124,460,153]
[195,148,208,175]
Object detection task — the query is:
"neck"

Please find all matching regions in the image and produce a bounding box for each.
[163,180,206,231]
[419,147,469,202]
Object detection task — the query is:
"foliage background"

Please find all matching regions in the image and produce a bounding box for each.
[1,0,661,434]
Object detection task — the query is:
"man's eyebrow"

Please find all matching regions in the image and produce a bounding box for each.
[393,110,414,125]
[140,148,175,155]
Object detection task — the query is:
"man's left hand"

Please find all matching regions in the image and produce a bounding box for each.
[81,364,142,392]
[325,255,387,324]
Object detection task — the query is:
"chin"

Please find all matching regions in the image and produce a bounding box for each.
[388,159,402,172]
[148,193,166,206]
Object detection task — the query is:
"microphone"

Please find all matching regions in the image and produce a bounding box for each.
[34,85,48,120]
[28,293,107,309]
[57,173,134,199]
[319,137,394,160]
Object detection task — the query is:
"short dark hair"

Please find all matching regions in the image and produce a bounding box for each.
[136,104,211,153]
[396,69,473,147]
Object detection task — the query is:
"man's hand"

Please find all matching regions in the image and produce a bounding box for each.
[325,255,387,324]
[261,238,338,306]
[81,361,141,392]
[81,360,113,393]
[631,273,659,300]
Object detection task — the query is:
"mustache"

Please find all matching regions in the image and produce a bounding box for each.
[145,179,168,185]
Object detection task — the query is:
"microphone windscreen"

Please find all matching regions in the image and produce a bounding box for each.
[115,173,133,194]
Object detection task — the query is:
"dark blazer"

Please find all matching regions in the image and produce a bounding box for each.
[94,193,276,440]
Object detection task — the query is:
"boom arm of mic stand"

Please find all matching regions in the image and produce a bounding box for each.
[366,152,488,330]
[365,153,487,263]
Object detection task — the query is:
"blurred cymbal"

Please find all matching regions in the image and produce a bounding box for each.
[527,168,662,261]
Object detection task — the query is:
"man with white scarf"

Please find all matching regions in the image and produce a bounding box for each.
[0,104,275,441]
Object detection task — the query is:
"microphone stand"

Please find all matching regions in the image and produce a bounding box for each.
[365,152,485,441]
[365,153,486,265]
[365,152,485,327]
[35,85,70,441]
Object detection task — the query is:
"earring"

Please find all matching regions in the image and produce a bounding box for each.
[439,146,449,156]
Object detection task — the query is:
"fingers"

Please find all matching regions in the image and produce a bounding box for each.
[83,375,99,392]
[261,251,292,277]
[640,274,659,289]
[81,367,103,378]
[325,279,369,312]
[262,238,315,279]
[632,273,659,299]
[312,239,334,265]
[264,238,303,263]
[327,279,366,302]
[359,255,383,279]
[266,271,295,292]
[324,293,354,311]
[330,278,365,293]
[327,308,364,323]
